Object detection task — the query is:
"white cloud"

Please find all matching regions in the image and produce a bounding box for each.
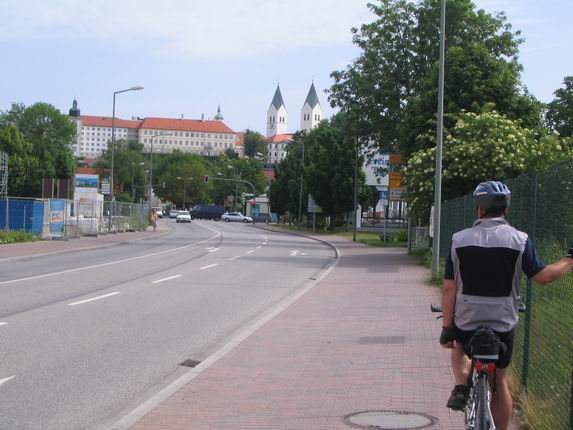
[0,0,372,58]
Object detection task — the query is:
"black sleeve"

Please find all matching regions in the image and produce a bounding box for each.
[522,238,546,278]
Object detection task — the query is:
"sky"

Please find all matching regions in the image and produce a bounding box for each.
[0,0,571,135]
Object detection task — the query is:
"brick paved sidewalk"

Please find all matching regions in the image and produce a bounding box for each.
[0,219,170,262]
[126,236,465,430]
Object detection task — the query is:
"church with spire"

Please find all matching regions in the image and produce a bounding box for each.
[265,82,324,164]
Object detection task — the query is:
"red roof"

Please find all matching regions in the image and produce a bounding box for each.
[235,132,245,147]
[80,116,142,129]
[141,117,235,133]
[266,133,294,143]
[77,166,97,174]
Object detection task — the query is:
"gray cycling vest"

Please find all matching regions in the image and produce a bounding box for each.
[450,217,527,332]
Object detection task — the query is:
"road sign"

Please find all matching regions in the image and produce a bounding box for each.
[308,194,322,213]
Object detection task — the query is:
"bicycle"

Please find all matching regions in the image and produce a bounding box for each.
[431,302,525,430]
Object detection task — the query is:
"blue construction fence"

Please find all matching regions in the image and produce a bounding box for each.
[0,198,45,235]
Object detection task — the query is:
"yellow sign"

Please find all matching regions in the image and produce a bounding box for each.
[389,172,401,189]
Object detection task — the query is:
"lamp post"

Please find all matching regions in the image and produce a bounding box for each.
[108,85,143,230]
[148,132,171,213]
[227,164,240,210]
[177,177,193,210]
[297,141,305,229]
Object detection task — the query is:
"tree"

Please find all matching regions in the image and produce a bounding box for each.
[327,0,537,156]
[0,126,38,196]
[243,129,268,158]
[304,122,369,223]
[546,76,573,137]
[402,110,573,217]
[0,102,75,196]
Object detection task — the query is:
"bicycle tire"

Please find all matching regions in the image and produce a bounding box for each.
[475,374,493,430]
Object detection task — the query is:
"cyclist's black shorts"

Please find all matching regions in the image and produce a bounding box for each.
[454,326,515,369]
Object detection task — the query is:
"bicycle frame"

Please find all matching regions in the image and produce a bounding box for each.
[465,358,496,430]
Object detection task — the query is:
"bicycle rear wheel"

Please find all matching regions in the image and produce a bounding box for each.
[475,374,494,430]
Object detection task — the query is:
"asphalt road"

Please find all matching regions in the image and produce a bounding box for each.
[0,220,335,430]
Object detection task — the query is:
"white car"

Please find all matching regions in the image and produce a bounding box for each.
[169,210,180,219]
[222,212,253,223]
[176,211,191,223]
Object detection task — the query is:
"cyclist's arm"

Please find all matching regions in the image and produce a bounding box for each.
[442,251,456,327]
[532,258,573,285]
[522,238,573,285]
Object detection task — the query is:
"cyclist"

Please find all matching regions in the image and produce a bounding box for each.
[439,180,573,430]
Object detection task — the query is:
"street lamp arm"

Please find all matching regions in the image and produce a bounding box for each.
[208,177,256,223]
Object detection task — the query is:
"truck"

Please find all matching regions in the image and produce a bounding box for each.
[190,204,226,221]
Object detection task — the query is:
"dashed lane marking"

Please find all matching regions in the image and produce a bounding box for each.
[245,250,254,254]
[229,256,240,261]
[0,376,15,387]
[199,264,218,270]
[152,275,182,284]
[68,292,121,306]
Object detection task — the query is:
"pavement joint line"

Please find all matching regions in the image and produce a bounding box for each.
[152,275,182,284]
[67,292,121,306]
[110,239,340,430]
[199,263,218,270]
[0,376,15,387]
[0,231,221,286]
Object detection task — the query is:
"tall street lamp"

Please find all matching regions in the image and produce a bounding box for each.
[177,177,193,209]
[297,141,305,229]
[148,132,171,213]
[227,164,240,210]
[109,85,143,229]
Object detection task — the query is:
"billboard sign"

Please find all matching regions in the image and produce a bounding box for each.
[49,199,65,235]
[363,153,390,187]
[75,174,100,199]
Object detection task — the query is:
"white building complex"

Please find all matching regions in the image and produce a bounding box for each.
[68,100,241,158]
[266,83,324,164]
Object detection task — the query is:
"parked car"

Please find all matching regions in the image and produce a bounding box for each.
[190,204,226,221]
[169,210,180,219]
[176,211,192,223]
[222,212,253,223]
[252,213,272,224]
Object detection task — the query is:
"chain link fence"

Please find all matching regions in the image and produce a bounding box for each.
[0,197,150,238]
[439,160,573,430]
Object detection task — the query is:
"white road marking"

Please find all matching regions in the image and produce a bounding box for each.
[152,275,181,284]
[0,376,15,387]
[256,245,262,249]
[199,264,218,270]
[229,256,240,261]
[68,292,121,306]
[111,241,341,430]
[0,227,222,286]
[290,250,307,257]
[205,247,214,250]
[245,250,254,254]
[0,322,7,327]
[207,248,219,253]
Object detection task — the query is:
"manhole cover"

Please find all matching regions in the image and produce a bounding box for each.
[343,410,437,429]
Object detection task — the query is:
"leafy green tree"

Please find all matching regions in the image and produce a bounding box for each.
[546,76,573,137]
[243,129,268,158]
[304,122,369,223]
[403,110,573,217]
[0,126,38,196]
[327,0,537,156]
[94,139,145,199]
[0,102,75,196]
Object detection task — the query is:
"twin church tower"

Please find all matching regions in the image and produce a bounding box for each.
[266,83,324,138]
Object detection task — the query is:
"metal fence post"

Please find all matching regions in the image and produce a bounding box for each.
[521,172,538,390]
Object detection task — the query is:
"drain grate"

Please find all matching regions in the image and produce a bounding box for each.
[179,359,201,368]
[343,410,438,429]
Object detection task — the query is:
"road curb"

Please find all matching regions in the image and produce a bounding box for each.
[0,226,173,263]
